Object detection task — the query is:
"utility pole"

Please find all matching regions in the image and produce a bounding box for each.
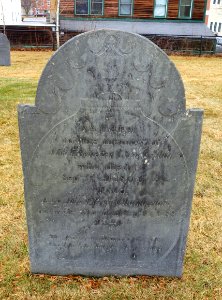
[56,0,60,49]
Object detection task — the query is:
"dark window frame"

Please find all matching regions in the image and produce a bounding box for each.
[214,22,218,32]
[75,0,104,16]
[153,0,168,18]
[178,0,193,19]
[119,0,133,16]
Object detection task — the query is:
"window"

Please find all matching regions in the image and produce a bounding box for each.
[218,23,221,32]
[75,0,103,15]
[217,0,220,4]
[91,0,103,14]
[76,0,88,14]
[214,22,217,31]
[154,0,168,18]
[179,0,193,18]
[119,0,133,16]
[213,0,216,4]
[210,22,213,30]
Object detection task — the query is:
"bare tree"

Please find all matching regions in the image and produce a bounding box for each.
[21,0,32,15]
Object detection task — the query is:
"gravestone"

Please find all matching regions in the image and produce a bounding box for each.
[0,33,10,66]
[18,29,203,277]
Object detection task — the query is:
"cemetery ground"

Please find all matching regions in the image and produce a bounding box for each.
[0,51,221,300]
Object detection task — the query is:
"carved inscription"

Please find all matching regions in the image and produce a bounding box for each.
[29,94,188,264]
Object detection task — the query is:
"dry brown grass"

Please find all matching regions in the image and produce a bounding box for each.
[0,52,222,300]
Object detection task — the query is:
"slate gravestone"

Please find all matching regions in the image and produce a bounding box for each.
[18,29,203,277]
[0,33,10,66]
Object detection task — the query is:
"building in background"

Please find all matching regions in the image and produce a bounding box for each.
[58,0,215,53]
[0,0,218,52]
[206,0,222,36]
[31,0,51,16]
[0,0,55,49]
[0,0,21,25]
[21,0,51,16]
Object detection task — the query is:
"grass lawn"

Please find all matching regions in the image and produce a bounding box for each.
[0,51,221,300]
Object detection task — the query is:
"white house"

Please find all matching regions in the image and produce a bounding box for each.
[0,0,21,25]
[206,0,222,36]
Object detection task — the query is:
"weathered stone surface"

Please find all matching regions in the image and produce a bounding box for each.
[0,33,10,66]
[18,30,203,277]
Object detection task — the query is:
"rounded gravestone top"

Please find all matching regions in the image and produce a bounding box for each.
[36,29,185,131]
